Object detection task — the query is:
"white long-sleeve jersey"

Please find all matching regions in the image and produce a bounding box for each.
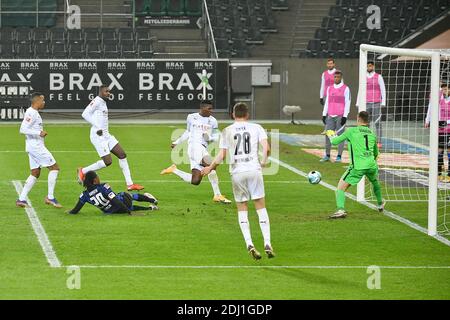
[82,96,109,137]
[173,113,219,147]
[20,107,44,151]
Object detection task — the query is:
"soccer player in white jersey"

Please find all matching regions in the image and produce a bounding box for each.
[202,103,274,260]
[160,100,231,204]
[16,92,62,208]
[77,85,144,191]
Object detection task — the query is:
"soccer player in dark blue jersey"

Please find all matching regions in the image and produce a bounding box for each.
[67,171,158,215]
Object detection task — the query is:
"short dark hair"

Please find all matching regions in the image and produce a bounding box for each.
[441,83,448,89]
[200,100,213,108]
[99,84,109,92]
[83,171,98,189]
[367,61,375,65]
[233,102,249,118]
[358,111,370,123]
[334,70,343,75]
[30,92,43,100]
[327,58,335,63]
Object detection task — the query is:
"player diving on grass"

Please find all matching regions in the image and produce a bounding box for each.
[67,171,158,215]
[326,111,385,219]
[160,100,231,204]
[77,85,144,191]
[202,103,274,260]
[16,92,62,208]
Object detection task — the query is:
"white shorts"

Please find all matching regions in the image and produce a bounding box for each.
[27,146,56,170]
[231,170,265,203]
[188,142,210,171]
[90,134,119,158]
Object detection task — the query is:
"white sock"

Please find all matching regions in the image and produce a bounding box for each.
[118,158,133,186]
[47,170,59,199]
[82,160,107,174]
[238,211,253,247]
[173,168,192,183]
[208,170,221,196]
[19,175,37,201]
[257,208,271,247]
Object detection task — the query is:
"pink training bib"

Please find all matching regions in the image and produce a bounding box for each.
[327,84,347,116]
[367,72,382,103]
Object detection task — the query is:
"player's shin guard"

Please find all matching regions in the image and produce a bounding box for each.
[47,170,59,199]
[336,189,346,210]
[173,168,192,183]
[119,158,133,186]
[207,170,221,196]
[238,211,253,247]
[82,160,107,174]
[372,180,383,206]
[19,175,37,201]
[256,208,271,247]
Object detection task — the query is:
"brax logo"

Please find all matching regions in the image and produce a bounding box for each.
[195,62,214,69]
[0,62,10,70]
[166,62,184,70]
[108,62,126,70]
[50,62,68,70]
[137,62,155,70]
[21,62,39,70]
[78,62,97,70]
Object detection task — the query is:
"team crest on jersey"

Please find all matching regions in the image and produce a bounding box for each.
[25,117,31,122]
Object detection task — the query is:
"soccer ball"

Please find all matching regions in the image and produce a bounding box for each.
[308,171,322,184]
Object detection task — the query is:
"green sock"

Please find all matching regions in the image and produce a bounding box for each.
[336,189,346,210]
[372,180,383,206]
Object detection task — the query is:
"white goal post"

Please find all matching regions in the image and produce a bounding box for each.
[357,44,442,237]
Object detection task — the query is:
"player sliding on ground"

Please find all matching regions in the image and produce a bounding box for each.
[77,85,143,191]
[202,103,274,260]
[16,92,62,208]
[67,171,158,215]
[160,100,231,204]
[326,111,385,219]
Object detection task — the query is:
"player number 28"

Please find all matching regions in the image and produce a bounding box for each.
[234,132,251,155]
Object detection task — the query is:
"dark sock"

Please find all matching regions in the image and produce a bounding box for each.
[132,193,155,203]
[438,152,444,176]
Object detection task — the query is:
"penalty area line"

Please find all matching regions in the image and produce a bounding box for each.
[68,265,450,269]
[269,157,450,248]
[11,180,61,268]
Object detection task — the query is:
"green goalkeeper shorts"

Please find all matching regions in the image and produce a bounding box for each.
[342,166,379,186]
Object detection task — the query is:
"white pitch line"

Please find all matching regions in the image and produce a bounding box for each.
[12,180,61,268]
[269,157,450,247]
[72,265,450,269]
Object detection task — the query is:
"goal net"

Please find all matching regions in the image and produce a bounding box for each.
[357,44,450,237]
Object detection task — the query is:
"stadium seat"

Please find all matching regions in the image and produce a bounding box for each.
[0,27,16,42]
[138,39,154,58]
[16,27,32,43]
[33,28,51,42]
[185,0,202,16]
[34,42,51,58]
[86,40,103,58]
[118,28,135,42]
[84,28,100,42]
[67,29,83,42]
[51,28,66,43]
[135,27,153,41]
[0,42,16,58]
[147,0,168,16]
[52,42,67,58]
[16,42,33,59]
[167,0,185,16]
[121,39,137,58]
[69,42,85,58]
[101,28,118,41]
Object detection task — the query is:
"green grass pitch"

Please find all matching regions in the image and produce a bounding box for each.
[0,123,449,299]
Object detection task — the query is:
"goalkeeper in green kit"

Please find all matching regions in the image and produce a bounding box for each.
[326,111,385,219]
